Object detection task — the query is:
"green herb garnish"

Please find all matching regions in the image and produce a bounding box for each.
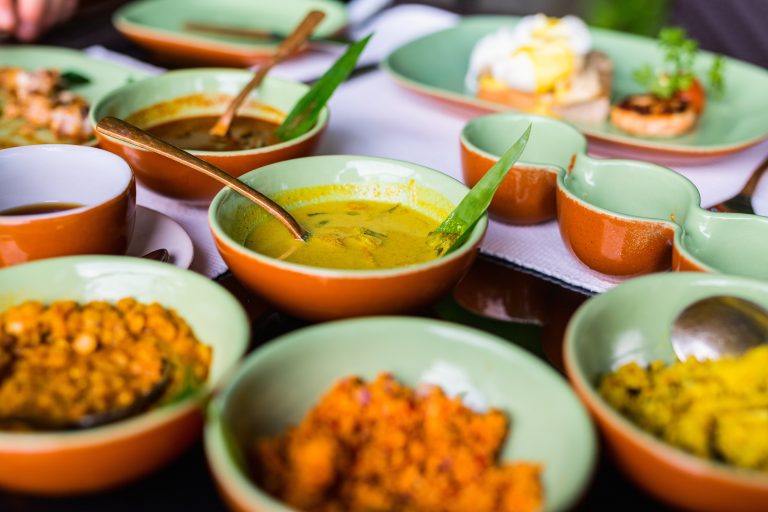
[60,70,91,88]
[428,125,532,256]
[275,34,372,141]
[632,26,725,98]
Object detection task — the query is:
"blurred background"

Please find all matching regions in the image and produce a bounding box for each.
[16,0,768,68]
[395,0,767,67]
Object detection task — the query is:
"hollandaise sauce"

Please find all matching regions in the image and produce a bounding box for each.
[245,200,440,270]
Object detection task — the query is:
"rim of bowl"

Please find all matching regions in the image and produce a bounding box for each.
[0,255,250,448]
[460,112,588,167]
[208,155,488,279]
[563,272,768,489]
[555,155,703,225]
[88,68,329,157]
[0,145,133,221]
[671,211,768,275]
[205,316,597,512]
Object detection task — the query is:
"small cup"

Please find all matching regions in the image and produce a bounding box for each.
[0,145,136,267]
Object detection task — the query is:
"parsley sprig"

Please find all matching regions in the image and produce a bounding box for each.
[632,27,725,98]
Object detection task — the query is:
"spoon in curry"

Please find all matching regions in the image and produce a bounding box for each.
[208,9,326,138]
[0,361,172,431]
[671,295,768,361]
[96,116,308,241]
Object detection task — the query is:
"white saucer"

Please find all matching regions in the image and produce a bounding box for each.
[126,206,194,268]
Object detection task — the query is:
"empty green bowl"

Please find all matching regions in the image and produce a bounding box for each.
[564,272,768,511]
[205,316,596,512]
[461,112,768,278]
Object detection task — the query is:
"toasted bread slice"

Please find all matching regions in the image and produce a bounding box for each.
[610,94,696,138]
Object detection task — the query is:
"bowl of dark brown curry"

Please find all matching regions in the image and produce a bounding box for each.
[90,68,328,203]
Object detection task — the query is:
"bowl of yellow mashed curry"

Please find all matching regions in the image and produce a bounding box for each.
[208,155,488,320]
[564,272,768,512]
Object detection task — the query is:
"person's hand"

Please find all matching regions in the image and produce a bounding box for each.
[0,0,78,41]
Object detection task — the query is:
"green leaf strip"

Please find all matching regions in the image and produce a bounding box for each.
[275,34,373,141]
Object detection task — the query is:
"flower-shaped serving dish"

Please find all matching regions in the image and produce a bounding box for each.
[461,113,768,279]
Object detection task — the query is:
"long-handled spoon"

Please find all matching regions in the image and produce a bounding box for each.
[671,295,768,361]
[208,9,326,138]
[96,117,308,241]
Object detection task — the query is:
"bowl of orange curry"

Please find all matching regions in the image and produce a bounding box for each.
[204,317,596,512]
[90,68,328,203]
[0,255,249,495]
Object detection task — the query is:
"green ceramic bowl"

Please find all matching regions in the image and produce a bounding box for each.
[208,155,487,320]
[0,256,249,495]
[90,69,328,202]
[461,112,768,278]
[205,317,596,512]
[564,272,768,511]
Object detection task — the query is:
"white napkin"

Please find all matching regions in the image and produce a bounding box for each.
[84,6,768,291]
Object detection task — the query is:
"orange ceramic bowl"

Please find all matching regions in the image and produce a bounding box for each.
[209,155,487,321]
[564,272,768,511]
[90,69,328,204]
[0,145,136,267]
[460,113,586,225]
[0,256,249,495]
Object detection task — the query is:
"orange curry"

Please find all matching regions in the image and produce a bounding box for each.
[252,373,544,512]
[0,299,211,429]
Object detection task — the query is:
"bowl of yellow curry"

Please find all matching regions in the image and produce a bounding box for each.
[208,155,488,320]
[0,255,249,495]
[205,317,596,512]
[564,272,768,512]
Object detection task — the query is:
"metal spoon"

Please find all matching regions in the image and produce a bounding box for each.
[208,9,326,138]
[95,117,308,241]
[671,296,768,361]
[142,248,170,263]
[0,362,172,431]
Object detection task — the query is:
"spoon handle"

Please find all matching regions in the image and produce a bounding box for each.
[209,10,326,138]
[96,117,307,240]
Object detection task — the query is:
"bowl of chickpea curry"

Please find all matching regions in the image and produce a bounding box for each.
[0,255,249,495]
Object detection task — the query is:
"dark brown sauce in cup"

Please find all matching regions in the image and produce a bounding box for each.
[146,115,282,151]
[0,202,83,216]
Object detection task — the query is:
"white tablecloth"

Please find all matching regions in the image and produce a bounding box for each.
[85,5,768,293]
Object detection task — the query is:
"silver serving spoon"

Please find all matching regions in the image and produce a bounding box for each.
[671,296,768,361]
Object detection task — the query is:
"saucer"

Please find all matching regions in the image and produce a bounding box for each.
[126,206,194,268]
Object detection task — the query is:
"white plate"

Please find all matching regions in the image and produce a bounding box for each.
[126,206,194,268]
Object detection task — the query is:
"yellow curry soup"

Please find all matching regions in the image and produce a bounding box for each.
[245,200,441,270]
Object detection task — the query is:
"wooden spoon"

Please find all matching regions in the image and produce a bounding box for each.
[96,117,308,241]
[208,9,326,138]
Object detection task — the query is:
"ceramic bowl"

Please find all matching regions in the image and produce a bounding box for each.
[564,272,768,512]
[0,256,249,494]
[90,69,328,203]
[461,113,768,278]
[461,113,586,225]
[205,316,596,512]
[0,145,136,267]
[209,155,487,320]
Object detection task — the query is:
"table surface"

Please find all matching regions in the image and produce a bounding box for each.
[1,3,678,511]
